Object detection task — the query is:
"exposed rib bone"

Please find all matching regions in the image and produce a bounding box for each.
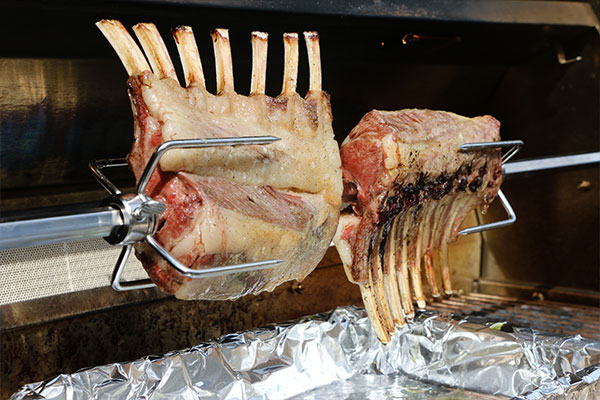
[250,32,268,95]
[429,198,445,250]
[335,109,503,343]
[383,215,405,327]
[412,211,426,309]
[370,227,395,336]
[132,23,177,80]
[423,250,440,297]
[96,20,150,76]
[428,198,451,295]
[211,28,235,94]
[303,31,322,92]
[172,26,205,88]
[420,199,441,297]
[396,213,414,320]
[281,33,299,94]
[439,243,452,295]
[439,198,462,295]
[360,284,390,343]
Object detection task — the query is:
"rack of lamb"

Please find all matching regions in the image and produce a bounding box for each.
[97,20,342,300]
[334,109,502,342]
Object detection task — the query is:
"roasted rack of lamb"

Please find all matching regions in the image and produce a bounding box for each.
[97,20,342,300]
[334,109,502,342]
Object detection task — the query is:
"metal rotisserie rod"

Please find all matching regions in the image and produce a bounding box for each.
[502,152,600,176]
[0,151,598,251]
[0,204,122,250]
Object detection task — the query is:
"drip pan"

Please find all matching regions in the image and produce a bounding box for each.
[10,306,600,399]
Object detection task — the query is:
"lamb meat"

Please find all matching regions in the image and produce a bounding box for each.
[333,109,502,342]
[97,20,342,300]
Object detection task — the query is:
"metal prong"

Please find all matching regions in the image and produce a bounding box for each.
[111,245,157,291]
[101,135,284,288]
[137,136,281,194]
[458,140,524,151]
[459,140,524,164]
[89,158,128,196]
[145,236,284,278]
[501,145,522,164]
[456,140,521,236]
[458,189,516,235]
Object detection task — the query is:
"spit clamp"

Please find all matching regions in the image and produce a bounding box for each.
[91,136,285,291]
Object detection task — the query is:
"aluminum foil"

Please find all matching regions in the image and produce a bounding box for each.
[10,306,600,400]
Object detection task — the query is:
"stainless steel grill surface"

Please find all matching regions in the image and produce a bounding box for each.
[427,293,600,341]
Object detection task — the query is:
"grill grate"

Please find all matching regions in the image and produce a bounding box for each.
[427,292,600,340]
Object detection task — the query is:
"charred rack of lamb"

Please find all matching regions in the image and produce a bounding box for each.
[96,20,342,300]
[334,110,502,342]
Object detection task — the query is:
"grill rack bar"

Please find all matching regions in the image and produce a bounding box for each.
[426,292,600,340]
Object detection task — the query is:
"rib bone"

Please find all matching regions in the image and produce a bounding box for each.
[211,28,235,94]
[412,214,426,309]
[132,23,177,81]
[360,284,390,343]
[96,20,150,76]
[420,200,441,297]
[334,110,503,342]
[303,31,322,92]
[439,244,452,295]
[397,213,414,320]
[281,33,299,94]
[423,249,441,297]
[439,198,463,295]
[370,227,395,335]
[172,26,205,88]
[383,215,405,327]
[250,31,268,95]
[98,20,343,304]
[335,214,391,343]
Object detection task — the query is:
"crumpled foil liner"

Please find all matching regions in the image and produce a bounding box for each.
[10,306,600,399]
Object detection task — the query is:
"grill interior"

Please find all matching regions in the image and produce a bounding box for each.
[428,293,600,341]
[0,0,599,398]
